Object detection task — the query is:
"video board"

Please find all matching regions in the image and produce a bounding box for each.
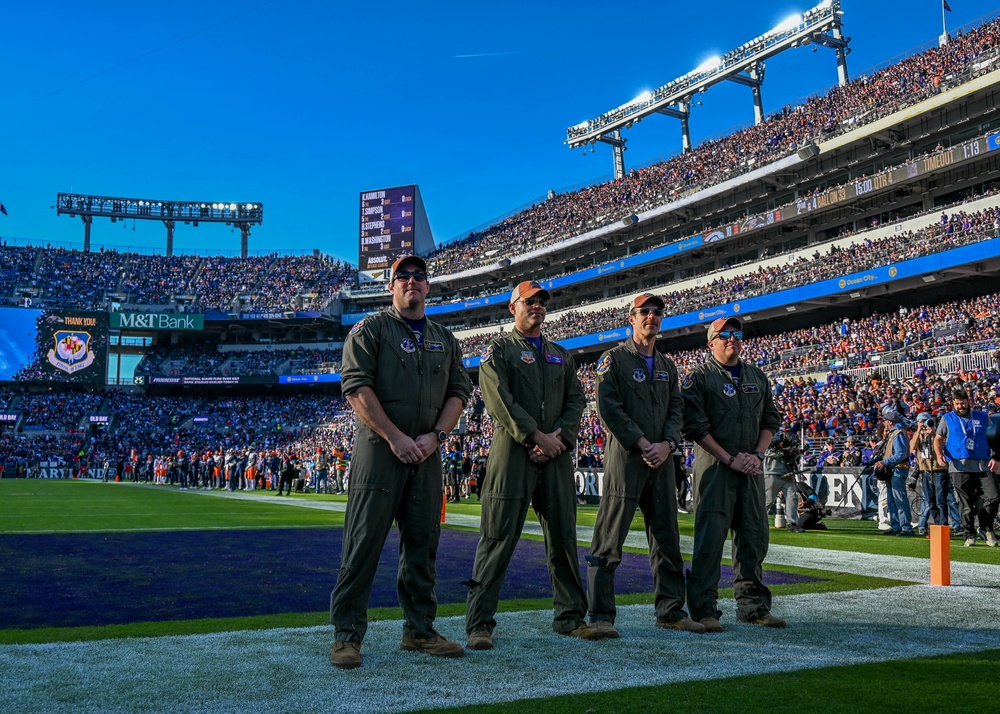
[358,184,417,275]
[0,307,109,384]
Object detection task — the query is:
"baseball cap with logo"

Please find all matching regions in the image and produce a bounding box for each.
[632,293,665,310]
[707,317,743,341]
[510,280,551,304]
[390,255,427,275]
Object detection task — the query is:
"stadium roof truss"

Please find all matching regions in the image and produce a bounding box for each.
[565,0,850,178]
[56,193,264,258]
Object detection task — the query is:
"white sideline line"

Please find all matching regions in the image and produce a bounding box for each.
[2,585,999,714]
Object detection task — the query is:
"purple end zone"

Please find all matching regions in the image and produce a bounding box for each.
[0,528,821,629]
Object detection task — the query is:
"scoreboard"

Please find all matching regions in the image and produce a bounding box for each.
[359,185,416,273]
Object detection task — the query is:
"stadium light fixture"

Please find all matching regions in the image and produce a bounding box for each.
[694,56,722,73]
[565,0,850,177]
[55,192,263,258]
[773,14,803,34]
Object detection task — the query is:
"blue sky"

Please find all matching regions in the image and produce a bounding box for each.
[0,1,996,264]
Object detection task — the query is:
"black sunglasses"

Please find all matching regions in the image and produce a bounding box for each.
[518,297,548,307]
[392,270,427,283]
[632,307,664,317]
[716,330,744,341]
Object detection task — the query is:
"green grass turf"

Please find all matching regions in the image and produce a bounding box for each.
[6,480,998,567]
[0,477,979,648]
[0,479,344,531]
[408,649,1000,714]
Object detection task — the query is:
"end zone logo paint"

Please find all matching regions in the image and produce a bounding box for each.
[48,330,95,374]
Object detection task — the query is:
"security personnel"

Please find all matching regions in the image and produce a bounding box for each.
[934,388,999,547]
[465,280,596,650]
[329,255,472,670]
[586,293,704,638]
[681,317,784,632]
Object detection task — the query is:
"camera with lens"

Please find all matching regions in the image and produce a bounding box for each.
[767,432,801,469]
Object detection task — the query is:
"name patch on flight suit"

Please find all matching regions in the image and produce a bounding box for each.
[654,371,669,381]
[400,338,416,354]
[520,350,536,364]
[742,384,760,394]
[723,383,736,397]
[544,353,564,364]
[425,341,445,352]
[596,354,612,375]
[633,368,646,383]
[681,373,695,390]
[481,344,494,362]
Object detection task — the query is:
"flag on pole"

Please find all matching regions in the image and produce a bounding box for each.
[0,202,7,217]
[943,0,952,11]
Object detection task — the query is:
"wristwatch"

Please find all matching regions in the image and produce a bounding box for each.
[665,438,677,453]
[754,450,766,461]
[433,429,448,444]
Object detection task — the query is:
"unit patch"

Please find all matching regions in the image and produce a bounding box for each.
[481,344,494,362]
[596,354,612,375]
[349,318,366,335]
[681,373,696,390]
[723,383,737,397]
[520,350,536,364]
[400,338,417,354]
[633,368,646,383]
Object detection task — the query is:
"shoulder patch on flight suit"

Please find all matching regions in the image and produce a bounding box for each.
[425,341,444,352]
[520,350,535,364]
[654,371,669,381]
[633,368,646,383]
[544,353,564,364]
[349,318,366,335]
[723,383,736,397]
[681,372,696,390]
[742,383,760,394]
[595,354,612,375]
[400,338,416,353]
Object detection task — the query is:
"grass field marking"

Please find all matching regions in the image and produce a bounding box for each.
[1,584,998,714]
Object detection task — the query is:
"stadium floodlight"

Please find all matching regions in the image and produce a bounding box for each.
[55,193,264,258]
[772,14,803,34]
[565,0,850,178]
[694,56,722,73]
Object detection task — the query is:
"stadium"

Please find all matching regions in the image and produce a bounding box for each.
[2,1,1000,712]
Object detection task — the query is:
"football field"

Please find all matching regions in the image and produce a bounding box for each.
[2,479,999,713]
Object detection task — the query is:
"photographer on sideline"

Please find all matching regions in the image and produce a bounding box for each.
[872,407,913,537]
[763,433,800,532]
[934,388,999,547]
[909,413,953,535]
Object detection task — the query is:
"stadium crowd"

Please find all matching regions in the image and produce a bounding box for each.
[0,247,354,313]
[134,343,343,378]
[5,284,1000,491]
[459,203,1000,355]
[425,18,1000,276]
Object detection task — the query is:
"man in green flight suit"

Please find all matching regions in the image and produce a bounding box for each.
[329,255,473,669]
[587,293,706,637]
[465,280,601,650]
[681,317,785,632]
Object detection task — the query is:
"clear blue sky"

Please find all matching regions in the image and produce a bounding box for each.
[0,1,996,263]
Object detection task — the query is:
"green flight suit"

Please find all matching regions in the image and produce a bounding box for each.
[587,339,688,626]
[330,306,472,644]
[465,328,586,635]
[680,355,781,623]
